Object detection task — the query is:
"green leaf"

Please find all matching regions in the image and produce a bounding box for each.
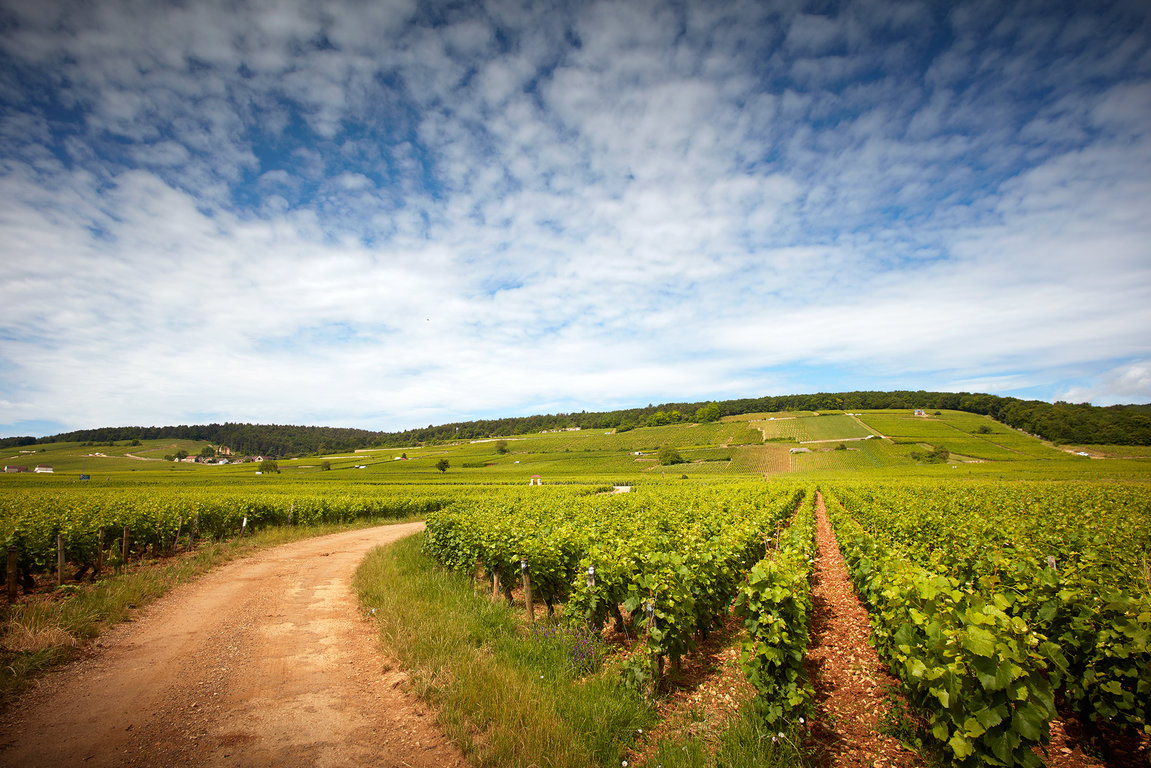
[948,732,974,759]
[975,705,1005,729]
[1011,703,1046,742]
[964,625,996,657]
[963,716,987,738]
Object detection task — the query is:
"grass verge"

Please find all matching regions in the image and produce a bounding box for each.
[0,518,415,705]
[648,713,808,768]
[355,533,652,767]
[354,532,811,768]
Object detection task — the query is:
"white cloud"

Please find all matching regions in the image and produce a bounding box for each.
[1,0,1149,434]
[1058,361,1151,406]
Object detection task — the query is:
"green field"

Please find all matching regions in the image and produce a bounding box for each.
[5,410,1149,487]
[751,413,876,442]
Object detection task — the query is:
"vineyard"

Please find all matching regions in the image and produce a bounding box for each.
[3,410,1151,766]
[424,483,807,682]
[416,478,1150,766]
[824,481,1151,766]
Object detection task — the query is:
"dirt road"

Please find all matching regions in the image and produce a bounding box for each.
[0,522,465,768]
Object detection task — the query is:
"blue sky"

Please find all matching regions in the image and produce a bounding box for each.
[1,0,1150,437]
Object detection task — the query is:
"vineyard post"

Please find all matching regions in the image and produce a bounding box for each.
[519,558,534,624]
[96,527,104,575]
[173,517,183,555]
[6,546,16,603]
[492,570,500,600]
[240,516,248,537]
[121,526,129,566]
[187,513,198,550]
[56,533,65,586]
[288,503,294,525]
[646,599,662,687]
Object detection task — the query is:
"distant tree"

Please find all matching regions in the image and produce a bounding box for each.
[259,459,279,473]
[835,443,847,451]
[321,460,331,471]
[694,402,721,423]
[174,449,188,461]
[495,439,509,455]
[657,445,684,465]
[909,445,950,464]
[647,411,672,427]
[199,446,216,459]
[435,458,450,472]
[130,439,142,446]
[976,424,992,434]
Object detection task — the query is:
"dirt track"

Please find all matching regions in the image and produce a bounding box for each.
[0,522,465,768]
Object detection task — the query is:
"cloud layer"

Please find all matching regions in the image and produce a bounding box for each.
[2,0,1149,434]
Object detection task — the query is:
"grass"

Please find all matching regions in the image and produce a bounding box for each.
[648,712,808,768]
[355,533,653,768]
[0,518,413,705]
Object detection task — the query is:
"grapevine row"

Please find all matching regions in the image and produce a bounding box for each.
[0,486,461,579]
[823,481,1151,767]
[733,487,817,729]
[424,483,806,676]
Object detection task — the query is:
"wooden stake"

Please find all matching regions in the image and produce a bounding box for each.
[492,570,500,599]
[57,533,65,586]
[95,527,104,576]
[520,558,534,624]
[6,546,17,603]
[121,526,129,565]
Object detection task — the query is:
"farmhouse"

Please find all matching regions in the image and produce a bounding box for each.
[34,464,53,473]
[4,465,27,473]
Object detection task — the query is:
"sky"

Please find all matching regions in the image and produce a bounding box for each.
[1,0,1150,437]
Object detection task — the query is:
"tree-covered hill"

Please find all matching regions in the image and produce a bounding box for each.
[5,390,1149,456]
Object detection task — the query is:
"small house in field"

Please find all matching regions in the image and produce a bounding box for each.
[789,447,811,454]
[529,475,542,486]
[914,409,926,416]
[4,465,27,473]
[34,464,53,473]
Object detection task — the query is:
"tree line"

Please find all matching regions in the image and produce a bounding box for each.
[4,390,1149,455]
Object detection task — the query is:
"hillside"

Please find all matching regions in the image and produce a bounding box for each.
[4,390,1151,458]
[5,408,1149,485]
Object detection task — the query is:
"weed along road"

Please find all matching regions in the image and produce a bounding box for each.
[0,522,465,768]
